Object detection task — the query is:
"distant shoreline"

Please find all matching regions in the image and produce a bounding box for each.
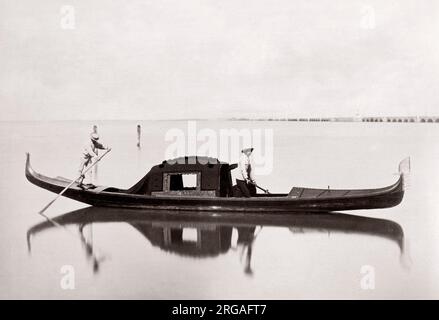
[228,116,439,123]
[1,116,439,123]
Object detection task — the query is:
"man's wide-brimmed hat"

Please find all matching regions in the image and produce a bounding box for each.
[241,147,254,153]
[90,133,100,141]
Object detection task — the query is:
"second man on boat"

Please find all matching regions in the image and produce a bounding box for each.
[236,147,257,197]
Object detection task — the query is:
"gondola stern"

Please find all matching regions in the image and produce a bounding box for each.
[398,157,411,191]
[25,152,30,169]
[25,152,35,181]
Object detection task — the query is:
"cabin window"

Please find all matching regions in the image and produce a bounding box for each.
[163,172,201,192]
[181,174,197,189]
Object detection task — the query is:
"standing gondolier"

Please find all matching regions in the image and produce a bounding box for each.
[78,133,111,189]
[238,147,257,197]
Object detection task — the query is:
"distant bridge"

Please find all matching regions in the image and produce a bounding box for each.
[231,117,439,123]
[362,117,439,123]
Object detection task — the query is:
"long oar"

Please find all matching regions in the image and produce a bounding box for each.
[255,184,270,194]
[38,149,111,215]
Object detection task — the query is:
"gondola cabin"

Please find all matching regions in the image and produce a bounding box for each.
[126,156,237,197]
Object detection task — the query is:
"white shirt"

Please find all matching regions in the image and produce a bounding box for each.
[239,153,255,182]
[82,139,107,158]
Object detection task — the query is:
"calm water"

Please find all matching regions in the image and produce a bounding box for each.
[1,120,439,299]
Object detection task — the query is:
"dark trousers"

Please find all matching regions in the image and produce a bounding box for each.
[234,179,257,198]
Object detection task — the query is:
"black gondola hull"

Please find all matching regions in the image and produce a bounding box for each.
[25,153,405,213]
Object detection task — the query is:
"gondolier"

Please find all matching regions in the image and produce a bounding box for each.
[78,133,111,188]
[238,147,257,197]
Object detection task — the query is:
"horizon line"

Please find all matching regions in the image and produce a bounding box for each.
[1,115,439,122]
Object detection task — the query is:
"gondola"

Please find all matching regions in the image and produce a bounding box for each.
[25,153,409,213]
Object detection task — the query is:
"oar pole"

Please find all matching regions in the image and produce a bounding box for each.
[255,184,270,194]
[38,149,111,215]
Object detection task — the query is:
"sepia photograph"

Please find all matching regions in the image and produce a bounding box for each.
[1,0,439,303]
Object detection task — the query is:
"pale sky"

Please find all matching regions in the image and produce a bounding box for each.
[0,0,438,120]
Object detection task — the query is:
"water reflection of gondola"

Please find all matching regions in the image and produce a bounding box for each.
[27,207,405,275]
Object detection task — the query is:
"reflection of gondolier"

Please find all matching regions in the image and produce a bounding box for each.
[237,226,257,275]
[236,147,256,197]
[78,133,111,189]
